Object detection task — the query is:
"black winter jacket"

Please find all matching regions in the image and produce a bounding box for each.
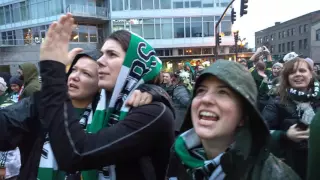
[39,60,175,180]
[262,97,320,179]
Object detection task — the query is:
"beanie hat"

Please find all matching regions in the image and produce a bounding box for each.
[9,76,23,87]
[272,62,283,69]
[283,52,299,62]
[0,77,7,92]
[305,58,314,68]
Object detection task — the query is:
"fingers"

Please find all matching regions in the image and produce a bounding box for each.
[68,48,84,63]
[126,91,138,106]
[141,92,152,105]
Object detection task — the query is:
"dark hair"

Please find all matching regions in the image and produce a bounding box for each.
[107,30,131,52]
[278,57,315,103]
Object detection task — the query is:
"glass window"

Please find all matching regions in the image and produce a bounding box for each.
[70,27,79,42]
[278,44,281,52]
[174,18,184,38]
[161,18,172,39]
[12,3,21,22]
[78,25,88,42]
[37,1,45,18]
[173,0,184,8]
[185,17,191,37]
[1,32,7,45]
[316,29,320,41]
[282,43,285,52]
[299,25,303,34]
[130,0,141,10]
[178,49,184,55]
[160,0,171,9]
[112,0,123,11]
[184,0,190,8]
[221,21,232,36]
[155,18,161,39]
[131,19,143,36]
[0,7,5,25]
[191,17,202,37]
[143,19,155,39]
[20,2,28,21]
[202,0,214,7]
[203,18,214,37]
[88,26,98,42]
[287,42,290,52]
[202,48,212,54]
[191,0,201,7]
[304,24,308,32]
[15,29,24,45]
[287,29,290,37]
[154,0,160,9]
[291,41,295,51]
[31,27,40,43]
[220,0,230,7]
[299,40,302,49]
[304,39,308,49]
[292,28,295,36]
[4,5,11,24]
[278,32,281,39]
[142,0,153,9]
[7,31,15,45]
[23,28,33,45]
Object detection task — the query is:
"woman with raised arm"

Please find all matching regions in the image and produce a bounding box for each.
[39,14,175,180]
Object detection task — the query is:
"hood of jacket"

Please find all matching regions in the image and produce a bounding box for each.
[180,60,270,166]
[19,63,39,85]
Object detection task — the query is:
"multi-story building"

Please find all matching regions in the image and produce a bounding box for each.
[255,10,320,62]
[0,0,109,74]
[0,0,234,73]
[110,0,234,71]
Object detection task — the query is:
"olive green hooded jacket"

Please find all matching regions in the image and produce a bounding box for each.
[166,60,300,180]
[19,63,41,99]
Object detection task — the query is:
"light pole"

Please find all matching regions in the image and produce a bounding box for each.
[233,30,239,61]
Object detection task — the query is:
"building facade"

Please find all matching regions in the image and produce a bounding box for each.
[0,0,109,74]
[255,10,320,62]
[0,0,234,74]
[110,0,234,71]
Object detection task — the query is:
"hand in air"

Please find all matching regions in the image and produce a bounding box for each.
[40,13,75,65]
[126,90,152,107]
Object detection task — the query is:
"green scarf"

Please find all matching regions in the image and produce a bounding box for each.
[288,80,320,102]
[174,129,225,180]
[82,32,162,180]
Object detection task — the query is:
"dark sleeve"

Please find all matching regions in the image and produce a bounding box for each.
[308,111,320,180]
[262,100,280,129]
[40,61,174,172]
[0,96,39,150]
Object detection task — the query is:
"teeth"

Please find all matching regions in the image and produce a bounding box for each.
[199,111,217,117]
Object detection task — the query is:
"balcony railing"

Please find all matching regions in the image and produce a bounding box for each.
[66,4,109,20]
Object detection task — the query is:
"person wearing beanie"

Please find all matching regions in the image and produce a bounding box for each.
[9,76,23,103]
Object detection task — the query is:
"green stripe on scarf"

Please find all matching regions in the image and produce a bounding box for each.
[175,136,204,168]
[83,32,162,180]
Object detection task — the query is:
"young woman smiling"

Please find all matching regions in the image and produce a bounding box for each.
[166,60,300,180]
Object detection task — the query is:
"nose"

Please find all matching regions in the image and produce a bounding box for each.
[69,71,80,82]
[200,92,216,105]
[97,55,107,68]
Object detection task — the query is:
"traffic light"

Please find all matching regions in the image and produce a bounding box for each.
[240,0,248,17]
[218,34,222,45]
[231,8,236,24]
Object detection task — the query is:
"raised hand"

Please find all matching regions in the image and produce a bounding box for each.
[40,13,75,65]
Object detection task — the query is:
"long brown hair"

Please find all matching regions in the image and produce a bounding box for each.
[278,57,314,103]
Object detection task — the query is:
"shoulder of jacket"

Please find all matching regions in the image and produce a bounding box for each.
[260,154,301,180]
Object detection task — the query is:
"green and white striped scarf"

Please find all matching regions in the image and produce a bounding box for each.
[83,32,162,180]
[37,32,161,180]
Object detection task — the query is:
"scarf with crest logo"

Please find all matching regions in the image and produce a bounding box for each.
[80,32,162,180]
